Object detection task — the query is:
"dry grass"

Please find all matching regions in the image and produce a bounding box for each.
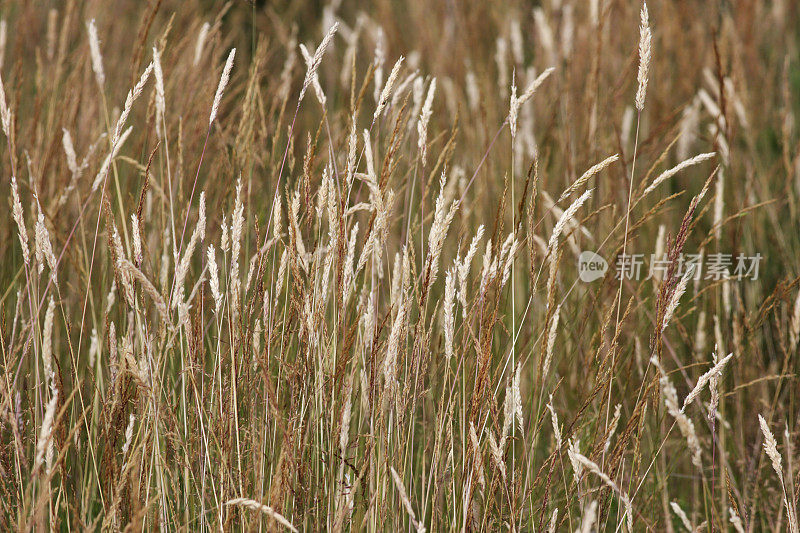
[1,0,799,531]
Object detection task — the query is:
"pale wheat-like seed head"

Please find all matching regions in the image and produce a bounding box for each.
[670,501,694,532]
[224,498,298,532]
[487,431,507,481]
[508,67,555,141]
[729,507,746,533]
[34,388,59,474]
[508,70,518,138]
[443,268,455,361]
[635,2,651,111]
[86,19,105,88]
[457,225,484,309]
[34,202,58,283]
[417,78,436,166]
[10,177,29,266]
[542,304,562,379]
[207,244,222,314]
[299,43,326,106]
[383,287,407,398]
[791,290,800,349]
[153,46,166,134]
[509,19,523,64]
[759,414,783,478]
[372,27,386,102]
[548,508,559,533]
[495,36,508,90]
[62,128,78,173]
[426,171,460,285]
[661,265,694,332]
[512,362,523,433]
[374,55,404,121]
[131,214,143,266]
[111,225,133,305]
[681,351,733,412]
[559,154,618,203]
[548,395,561,449]
[0,72,11,137]
[533,8,556,64]
[209,48,235,125]
[654,357,704,469]
[194,22,210,66]
[122,413,135,457]
[230,178,245,318]
[339,376,353,456]
[118,64,153,142]
[643,152,716,197]
[122,259,167,319]
[578,501,598,533]
[89,328,99,368]
[299,22,339,103]
[42,296,56,387]
[605,404,622,453]
[567,438,583,484]
[757,414,798,533]
[547,188,592,258]
[569,451,633,532]
[714,166,725,241]
[0,20,6,69]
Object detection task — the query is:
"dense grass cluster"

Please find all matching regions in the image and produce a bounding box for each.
[1,0,799,530]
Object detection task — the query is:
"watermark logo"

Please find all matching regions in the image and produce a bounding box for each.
[577,251,763,282]
[578,251,608,282]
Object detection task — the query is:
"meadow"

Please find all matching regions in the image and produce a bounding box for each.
[1,0,799,531]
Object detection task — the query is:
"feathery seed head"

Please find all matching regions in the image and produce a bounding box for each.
[635,2,651,111]
[300,22,339,103]
[86,19,105,88]
[373,56,404,120]
[194,22,210,65]
[210,48,236,125]
[11,177,29,265]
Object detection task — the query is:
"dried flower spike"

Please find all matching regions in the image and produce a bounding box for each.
[635,3,651,111]
[210,48,236,125]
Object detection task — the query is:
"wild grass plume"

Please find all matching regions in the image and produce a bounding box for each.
[0,1,798,531]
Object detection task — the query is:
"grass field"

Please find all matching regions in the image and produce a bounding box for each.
[1,0,799,530]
